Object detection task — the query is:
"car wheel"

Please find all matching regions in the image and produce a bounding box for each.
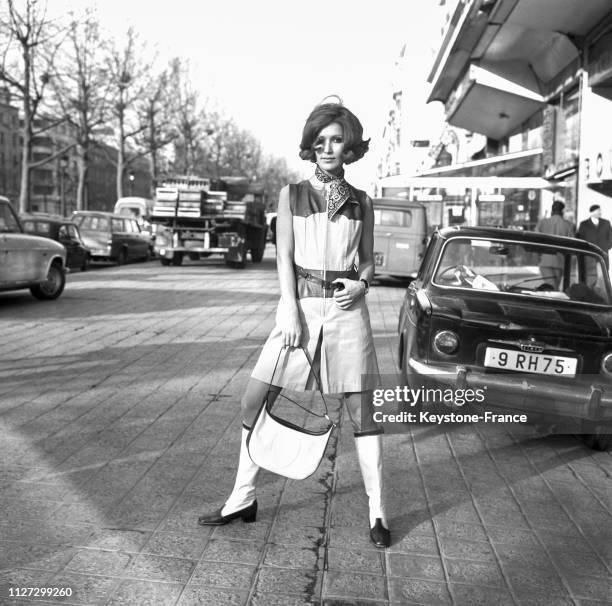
[171,252,183,266]
[81,253,91,272]
[160,257,171,266]
[116,249,128,265]
[580,422,612,451]
[30,262,66,300]
[250,247,264,263]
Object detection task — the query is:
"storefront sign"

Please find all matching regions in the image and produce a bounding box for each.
[415,194,443,202]
[478,194,506,202]
[584,147,612,183]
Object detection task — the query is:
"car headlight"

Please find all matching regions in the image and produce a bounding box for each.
[601,352,612,375]
[433,330,460,355]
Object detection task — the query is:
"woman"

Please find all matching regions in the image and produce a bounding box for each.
[197,99,390,549]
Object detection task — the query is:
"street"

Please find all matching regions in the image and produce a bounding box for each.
[1,249,611,606]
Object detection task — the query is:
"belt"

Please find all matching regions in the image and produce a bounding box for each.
[294,265,358,293]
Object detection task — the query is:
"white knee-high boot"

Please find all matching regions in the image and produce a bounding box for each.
[222,426,259,514]
[198,426,259,525]
[355,432,391,548]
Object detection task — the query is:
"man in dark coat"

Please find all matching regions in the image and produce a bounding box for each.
[577,204,612,267]
[535,199,574,287]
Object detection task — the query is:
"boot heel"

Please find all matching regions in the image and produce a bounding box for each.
[241,501,257,523]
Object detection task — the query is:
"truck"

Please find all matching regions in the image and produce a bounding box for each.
[150,176,267,268]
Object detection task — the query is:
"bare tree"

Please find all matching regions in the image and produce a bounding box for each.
[105,27,148,199]
[257,155,301,210]
[0,0,69,213]
[133,58,180,193]
[170,59,209,175]
[52,10,110,210]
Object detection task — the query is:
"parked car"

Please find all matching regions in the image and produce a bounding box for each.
[21,213,90,271]
[71,211,150,264]
[372,198,428,279]
[0,196,67,300]
[397,226,612,450]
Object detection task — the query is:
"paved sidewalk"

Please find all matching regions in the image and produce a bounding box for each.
[0,252,610,605]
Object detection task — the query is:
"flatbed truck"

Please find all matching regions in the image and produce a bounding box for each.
[150,176,267,268]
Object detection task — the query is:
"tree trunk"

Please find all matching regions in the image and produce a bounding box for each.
[18,70,31,214]
[116,106,125,199]
[18,131,30,214]
[149,107,157,196]
[75,145,85,211]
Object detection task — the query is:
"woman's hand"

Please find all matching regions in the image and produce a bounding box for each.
[279,306,302,347]
[332,279,366,310]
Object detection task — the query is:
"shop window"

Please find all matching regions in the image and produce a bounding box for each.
[553,87,580,167]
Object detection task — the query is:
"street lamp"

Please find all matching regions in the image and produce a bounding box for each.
[59,155,69,217]
[128,170,135,196]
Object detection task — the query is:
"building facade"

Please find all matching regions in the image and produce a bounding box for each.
[416,0,612,230]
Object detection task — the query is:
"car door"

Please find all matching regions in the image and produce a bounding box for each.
[111,217,128,259]
[59,224,83,268]
[0,203,40,283]
[128,219,148,259]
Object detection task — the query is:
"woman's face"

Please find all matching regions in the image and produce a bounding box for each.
[313,122,346,174]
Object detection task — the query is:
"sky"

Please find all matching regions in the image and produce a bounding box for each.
[58,0,446,191]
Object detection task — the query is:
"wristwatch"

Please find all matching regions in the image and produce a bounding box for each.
[360,278,369,295]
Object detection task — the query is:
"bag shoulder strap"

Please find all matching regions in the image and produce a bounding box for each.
[268,346,333,424]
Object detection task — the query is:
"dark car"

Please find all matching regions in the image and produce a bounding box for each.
[21,214,90,271]
[397,226,612,451]
[71,211,150,264]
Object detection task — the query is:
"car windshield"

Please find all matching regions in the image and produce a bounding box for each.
[74,215,110,232]
[433,237,612,305]
[0,204,21,233]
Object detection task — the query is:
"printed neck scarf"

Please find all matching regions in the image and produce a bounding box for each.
[315,165,352,220]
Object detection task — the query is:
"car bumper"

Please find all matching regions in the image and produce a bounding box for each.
[407,358,612,422]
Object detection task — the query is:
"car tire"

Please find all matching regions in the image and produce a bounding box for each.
[116,249,128,265]
[30,262,65,300]
[171,252,183,266]
[81,253,91,272]
[160,257,171,266]
[250,247,264,263]
[580,422,612,451]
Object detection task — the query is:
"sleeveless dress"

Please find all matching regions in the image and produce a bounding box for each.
[250,179,380,394]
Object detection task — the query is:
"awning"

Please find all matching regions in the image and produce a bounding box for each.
[429,0,612,105]
[418,147,542,179]
[445,65,545,139]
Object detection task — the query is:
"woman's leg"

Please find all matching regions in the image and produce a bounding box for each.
[345,391,391,548]
[198,378,280,526]
[241,378,281,427]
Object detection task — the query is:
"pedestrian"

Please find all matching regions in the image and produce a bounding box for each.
[577,204,612,265]
[534,199,574,288]
[197,98,390,548]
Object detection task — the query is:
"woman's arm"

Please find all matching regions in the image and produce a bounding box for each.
[276,185,302,347]
[333,194,374,309]
[357,194,375,283]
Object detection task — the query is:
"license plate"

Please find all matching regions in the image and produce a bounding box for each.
[484,347,577,377]
[374,252,384,266]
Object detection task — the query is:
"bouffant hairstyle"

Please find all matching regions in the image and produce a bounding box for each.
[299,102,370,165]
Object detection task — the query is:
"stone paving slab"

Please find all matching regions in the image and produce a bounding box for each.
[0,252,611,605]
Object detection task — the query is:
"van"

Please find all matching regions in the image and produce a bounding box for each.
[372,198,428,279]
[113,197,155,232]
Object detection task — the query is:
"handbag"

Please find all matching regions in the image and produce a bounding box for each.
[247,346,336,480]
